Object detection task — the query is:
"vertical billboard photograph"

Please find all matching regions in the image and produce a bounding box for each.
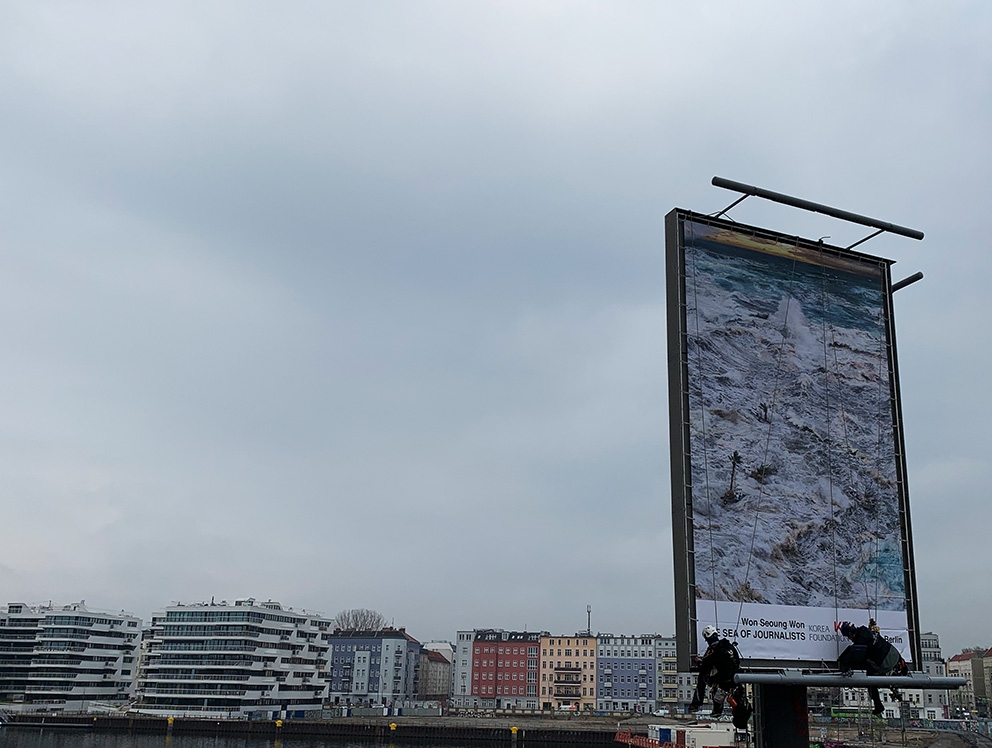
[667,210,917,667]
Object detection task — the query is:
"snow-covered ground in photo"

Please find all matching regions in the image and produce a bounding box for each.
[684,223,906,613]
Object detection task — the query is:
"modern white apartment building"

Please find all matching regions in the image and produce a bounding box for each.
[0,601,141,713]
[135,598,333,719]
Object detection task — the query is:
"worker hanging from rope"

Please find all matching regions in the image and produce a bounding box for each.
[689,626,752,727]
[837,619,909,716]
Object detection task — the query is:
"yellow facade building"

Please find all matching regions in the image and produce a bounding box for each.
[539,634,597,711]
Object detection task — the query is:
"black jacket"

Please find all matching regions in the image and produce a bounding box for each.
[699,638,740,684]
[844,626,902,675]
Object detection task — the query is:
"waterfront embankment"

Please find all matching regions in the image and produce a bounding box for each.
[2,713,625,745]
[4,713,990,748]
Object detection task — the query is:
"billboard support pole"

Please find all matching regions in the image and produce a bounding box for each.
[892,272,924,292]
[754,683,810,748]
[845,228,885,251]
[711,176,925,242]
[712,193,750,219]
[738,671,965,689]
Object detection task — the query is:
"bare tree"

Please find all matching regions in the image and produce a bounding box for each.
[335,608,387,631]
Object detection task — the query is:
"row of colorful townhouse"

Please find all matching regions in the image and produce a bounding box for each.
[448,627,959,720]
[449,629,692,714]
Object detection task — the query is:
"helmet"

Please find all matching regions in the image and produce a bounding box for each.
[840,622,857,638]
[702,625,719,642]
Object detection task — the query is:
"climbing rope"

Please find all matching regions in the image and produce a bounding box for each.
[868,265,891,623]
[815,249,841,645]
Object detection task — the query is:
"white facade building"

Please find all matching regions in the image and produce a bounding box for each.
[423,641,454,664]
[0,601,141,713]
[919,631,949,719]
[676,671,697,711]
[136,598,332,718]
[450,630,474,707]
[655,636,679,709]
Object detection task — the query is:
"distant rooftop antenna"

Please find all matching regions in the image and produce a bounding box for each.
[586,605,592,636]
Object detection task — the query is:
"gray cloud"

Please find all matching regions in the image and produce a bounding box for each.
[0,1,989,657]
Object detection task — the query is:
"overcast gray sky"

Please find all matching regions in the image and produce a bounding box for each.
[1,1,989,658]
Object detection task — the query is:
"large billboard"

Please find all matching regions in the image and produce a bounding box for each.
[667,209,919,670]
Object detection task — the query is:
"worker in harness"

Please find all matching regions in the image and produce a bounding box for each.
[838,620,909,716]
[690,625,751,727]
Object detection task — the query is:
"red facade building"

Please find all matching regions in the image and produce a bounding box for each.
[471,629,540,708]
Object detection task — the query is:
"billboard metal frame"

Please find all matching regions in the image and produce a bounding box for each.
[666,208,921,672]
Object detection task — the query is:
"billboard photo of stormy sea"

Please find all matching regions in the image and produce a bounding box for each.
[684,220,907,633]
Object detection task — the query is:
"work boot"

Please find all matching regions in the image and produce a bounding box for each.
[711,699,724,717]
[689,695,702,713]
[872,701,885,716]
